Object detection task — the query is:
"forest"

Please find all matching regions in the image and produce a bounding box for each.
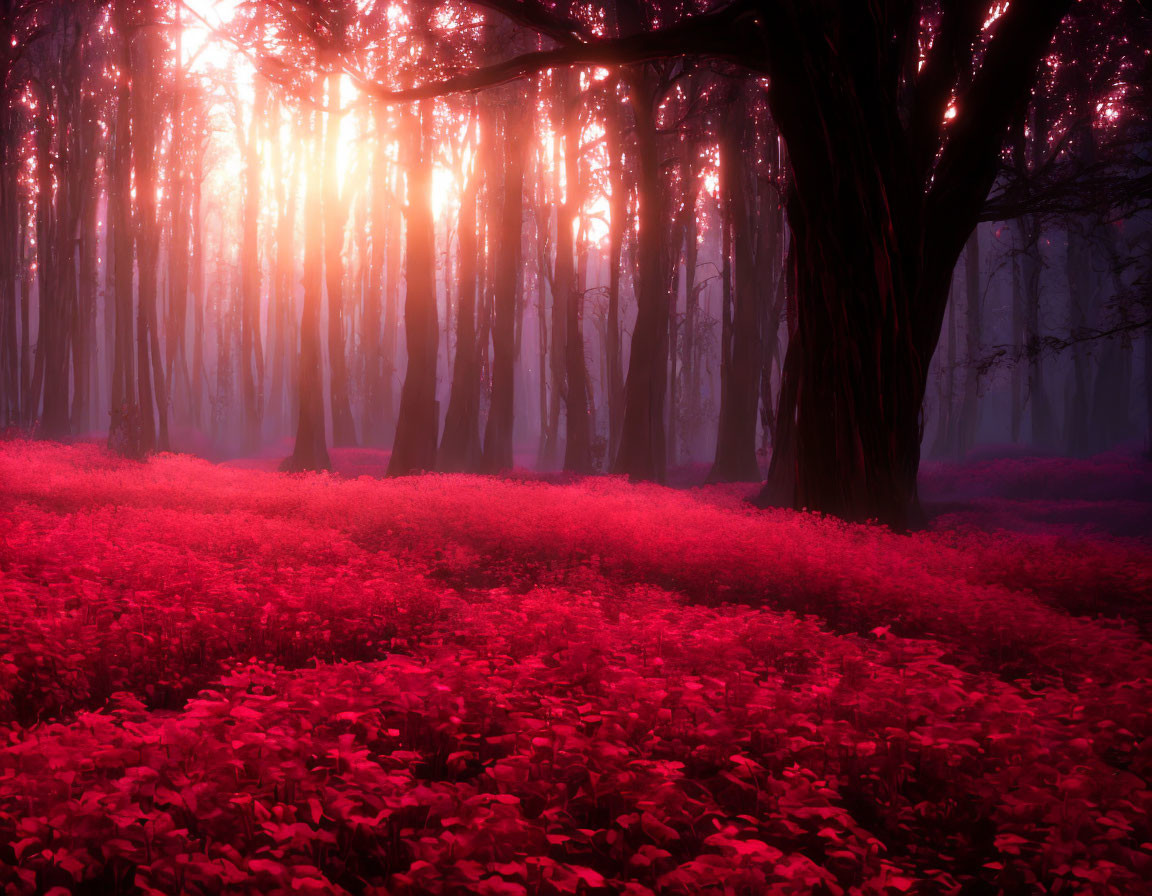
[1,0,1152,893]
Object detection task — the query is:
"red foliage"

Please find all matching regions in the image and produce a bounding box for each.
[0,441,1150,894]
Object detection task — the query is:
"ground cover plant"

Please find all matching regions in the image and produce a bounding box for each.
[1,440,1151,895]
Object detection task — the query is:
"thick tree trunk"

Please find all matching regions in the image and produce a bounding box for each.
[613,75,668,482]
[389,105,439,476]
[131,3,167,452]
[439,113,483,471]
[709,108,763,483]
[108,35,135,430]
[747,0,1071,527]
[283,96,331,473]
[787,196,925,528]
[556,72,591,474]
[482,104,526,472]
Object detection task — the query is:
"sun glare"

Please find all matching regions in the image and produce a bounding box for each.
[177,0,633,248]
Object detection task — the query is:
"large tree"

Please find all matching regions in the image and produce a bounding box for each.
[363,0,1080,528]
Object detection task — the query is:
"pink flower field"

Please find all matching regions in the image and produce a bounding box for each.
[1,440,1151,895]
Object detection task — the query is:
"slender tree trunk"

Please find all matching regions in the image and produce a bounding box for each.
[680,199,699,461]
[956,229,982,456]
[190,142,206,431]
[240,49,266,452]
[164,3,190,428]
[0,104,16,425]
[268,98,293,434]
[363,103,390,445]
[324,73,358,447]
[758,181,786,458]
[541,122,566,466]
[930,286,956,458]
[31,95,57,437]
[19,202,32,427]
[73,90,101,434]
[1065,220,1092,455]
[1018,213,1055,449]
[605,98,626,465]
[1009,231,1024,442]
[380,171,401,440]
[0,8,18,427]
[534,199,550,459]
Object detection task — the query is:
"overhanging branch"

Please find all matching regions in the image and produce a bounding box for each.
[360,0,760,103]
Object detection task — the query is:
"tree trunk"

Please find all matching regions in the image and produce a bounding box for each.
[131,1,167,452]
[541,121,566,467]
[709,106,763,483]
[389,104,439,476]
[439,109,483,471]
[0,99,16,426]
[956,229,982,456]
[363,102,391,446]
[240,50,266,452]
[268,97,294,434]
[324,73,358,447]
[34,89,71,441]
[556,72,591,474]
[108,23,135,431]
[613,74,668,482]
[930,286,957,458]
[605,97,626,465]
[283,93,331,473]
[1018,214,1056,449]
[482,103,526,472]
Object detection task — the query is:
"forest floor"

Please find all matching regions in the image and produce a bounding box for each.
[0,439,1150,895]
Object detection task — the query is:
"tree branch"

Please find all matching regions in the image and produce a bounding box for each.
[923,0,1072,276]
[907,0,984,177]
[358,0,760,102]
